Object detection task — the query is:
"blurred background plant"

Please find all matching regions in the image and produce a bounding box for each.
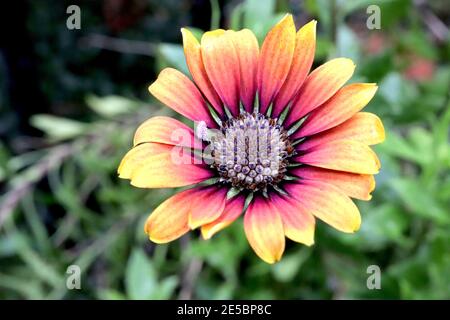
[0,0,449,299]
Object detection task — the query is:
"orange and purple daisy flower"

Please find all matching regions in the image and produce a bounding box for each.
[118,14,385,263]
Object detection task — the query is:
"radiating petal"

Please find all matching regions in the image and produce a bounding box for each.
[133,116,202,149]
[145,188,198,243]
[148,68,215,128]
[257,14,296,114]
[118,143,171,179]
[298,112,386,150]
[131,155,213,188]
[273,20,317,116]
[296,140,380,174]
[201,30,240,115]
[286,58,355,126]
[294,84,378,138]
[285,180,361,233]
[201,195,245,239]
[188,186,227,229]
[271,194,315,245]
[244,197,285,264]
[120,143,213,188]
[292,166,375,200]
[181,28,223,116]
[201,194,245,239]
[230,29,259,112]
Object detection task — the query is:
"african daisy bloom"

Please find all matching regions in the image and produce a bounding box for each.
[118,14,385,264]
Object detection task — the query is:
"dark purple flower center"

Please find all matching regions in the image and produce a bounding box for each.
[209,112,294,191]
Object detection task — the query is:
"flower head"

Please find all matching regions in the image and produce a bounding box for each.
[118,14,385,264]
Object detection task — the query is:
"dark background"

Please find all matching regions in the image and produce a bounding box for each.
[0,0,449,299]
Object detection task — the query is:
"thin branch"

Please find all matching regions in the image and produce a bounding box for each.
[178,259,204,300]
[78,34,157,56]
[0,144,74,228]
[414,0,449,43]
[0,105,159,230]
[178,236,204,300]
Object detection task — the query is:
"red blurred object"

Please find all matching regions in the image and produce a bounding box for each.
[364,32,387,55]
[403,55,436,82]
[103,0,147,33]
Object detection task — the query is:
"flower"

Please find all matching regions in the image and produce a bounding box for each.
[118,14,385,264]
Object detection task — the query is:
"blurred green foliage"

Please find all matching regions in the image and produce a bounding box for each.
[0,0,449,299]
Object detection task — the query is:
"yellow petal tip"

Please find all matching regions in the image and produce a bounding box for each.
[275,13,295,29]
[306,19,317,27]
[200,225,219,240]
[200,228,213,240]
[262,257,278,265]
[148,83,155,95]
[148,235,167,244]
[187,217,201,230]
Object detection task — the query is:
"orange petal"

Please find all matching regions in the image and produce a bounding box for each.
[201,195,245,239]
[285,180,361,233]
[292,166,375,200]
[181,28,223,116]
[273,20,316,116]
[257,14,296,114]
[148,68,215,128]
[118,143,171,179]
[230,29,259,112]
[295,84,378,138]
[244,197,285,264]
[119,143,213,188]
[298,112,386,150]
[201,30,240,115]
[286,58,355,126]
[271,194,315,245]
[145,188,198,243]
[297,140,380,174]
[133,116,202,149]
[188,186,227,229]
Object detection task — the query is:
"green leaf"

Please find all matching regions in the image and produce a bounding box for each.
[378,73,402,105]
[0,273,44,299]
[158,43,189,75]
[125,248,157,300]
[0,142,10,182]
[305,0,332,35]
[187,27,204,41]
[243,0,275,27]
[153,276,178,300]
[272,249,311,282]
[377,0,411,28]
[379,127,434,168]
[399,29,437,60]
[390,178,449,224]
[30,114,87,140]
[97,289,127,300]
[230,3,244,30]
[0,233,26,257]
[86,95,140,118]
[335,25,361,64]
[342,204,410,249]
[243,0,276,41]
[378,73,419,115]
[342,0,395,16]
[210,0,221,30]
[17,244,62,288]
[315,36,335,61]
